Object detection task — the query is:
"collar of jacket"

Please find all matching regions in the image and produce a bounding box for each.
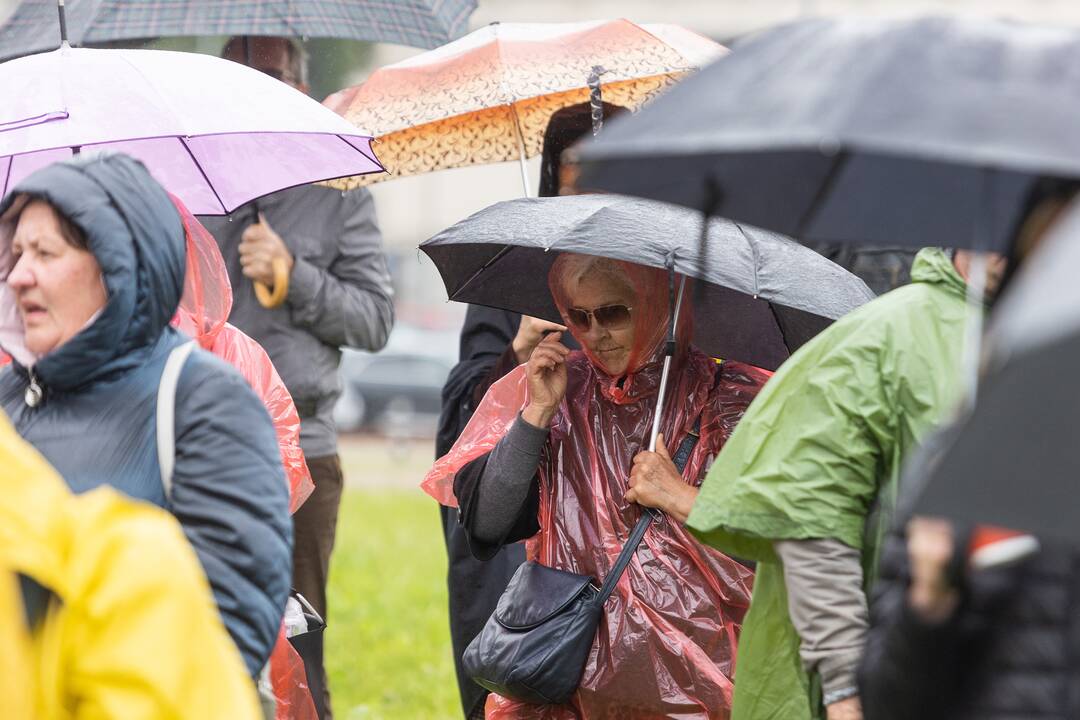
[910,247,970,301]
[0,155,185,394]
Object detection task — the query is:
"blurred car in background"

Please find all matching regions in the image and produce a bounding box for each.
[334,323,459,436]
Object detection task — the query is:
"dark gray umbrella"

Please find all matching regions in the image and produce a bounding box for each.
[913,199,1080,542]
[573,15,1080,252]
[0,0,477,60]
[420,194,875,371]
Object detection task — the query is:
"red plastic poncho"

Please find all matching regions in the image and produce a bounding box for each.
[168,197,317,720]
[423,256,771,719]
[169,196,314,513]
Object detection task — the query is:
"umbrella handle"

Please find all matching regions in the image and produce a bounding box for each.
[254,257,290,309]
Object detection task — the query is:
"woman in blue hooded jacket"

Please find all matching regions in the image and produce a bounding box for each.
[0,153,292,676]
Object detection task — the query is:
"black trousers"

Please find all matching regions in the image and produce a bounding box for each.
[292,454,344,720]
[440,505,525,718]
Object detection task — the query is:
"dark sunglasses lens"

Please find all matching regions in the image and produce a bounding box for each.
[595,305,631,329]
[567,308,590,329]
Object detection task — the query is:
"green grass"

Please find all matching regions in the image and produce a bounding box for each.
[326,488,459,719]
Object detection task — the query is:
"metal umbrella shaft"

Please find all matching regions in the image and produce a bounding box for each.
[649,274,687,451]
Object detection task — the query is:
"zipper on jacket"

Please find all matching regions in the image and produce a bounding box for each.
[24,368,42,408]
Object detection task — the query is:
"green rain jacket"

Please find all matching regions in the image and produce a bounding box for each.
[687,248,968,720]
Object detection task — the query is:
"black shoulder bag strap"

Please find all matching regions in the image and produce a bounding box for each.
[595,416,703,604]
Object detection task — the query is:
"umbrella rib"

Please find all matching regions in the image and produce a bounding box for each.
[451,245,514,299]
[1,155,11,198]
[731,223,760,298]
[632,21,699,73]
[793,150,849,240]
[178,136,228,214]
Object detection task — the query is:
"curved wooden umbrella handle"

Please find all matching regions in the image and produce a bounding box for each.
[254,257,290,309]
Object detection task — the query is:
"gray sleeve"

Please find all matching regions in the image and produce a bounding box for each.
[472,414,549,543]
[775,538,868,704]
[285,188,395,351]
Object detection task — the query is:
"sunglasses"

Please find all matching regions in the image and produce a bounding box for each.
[565,304,633,332]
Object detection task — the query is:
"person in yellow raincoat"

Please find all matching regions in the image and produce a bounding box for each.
[0,410,261,720]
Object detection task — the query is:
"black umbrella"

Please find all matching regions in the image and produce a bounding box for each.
[913,199,1080,542]
[573,15,1080,252]
[420,195,875,372]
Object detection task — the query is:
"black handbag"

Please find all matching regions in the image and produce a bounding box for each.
[462,423,701,705]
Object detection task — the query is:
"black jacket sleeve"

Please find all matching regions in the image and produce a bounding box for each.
[436,306,521,458]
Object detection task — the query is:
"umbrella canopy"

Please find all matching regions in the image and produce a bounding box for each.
[324,19,723,190]
[913,198,1080,543]
[421,194,875,371]
[0,45,382,214]
[0,0,477,60]
[573,15,1080,252]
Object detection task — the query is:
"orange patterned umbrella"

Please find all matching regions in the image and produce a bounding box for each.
[323,19,724,193]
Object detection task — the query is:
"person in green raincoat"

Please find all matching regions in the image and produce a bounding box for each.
[686,247,1000,720]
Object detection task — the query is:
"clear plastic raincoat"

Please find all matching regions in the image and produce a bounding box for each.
[424,258,770,719]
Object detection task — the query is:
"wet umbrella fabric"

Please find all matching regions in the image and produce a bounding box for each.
[913,198,1080,543]
[420,194,875,371]
[574,15,1080,252]
[0,0,477,60]
[0,45,382,214]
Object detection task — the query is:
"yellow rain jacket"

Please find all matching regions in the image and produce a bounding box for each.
[0,411,260,720]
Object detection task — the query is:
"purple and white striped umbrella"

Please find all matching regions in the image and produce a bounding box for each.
[0,44,383,214]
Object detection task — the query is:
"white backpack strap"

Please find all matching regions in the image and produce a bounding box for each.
[156,341,196,501]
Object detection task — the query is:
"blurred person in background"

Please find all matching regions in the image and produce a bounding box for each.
[436,102,622,719]
[0,154,291,678]
[0,409,262,720]
[204,36,395,718]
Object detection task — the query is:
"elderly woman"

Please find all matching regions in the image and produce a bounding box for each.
[0,154,291,677]
[424,253,769,719]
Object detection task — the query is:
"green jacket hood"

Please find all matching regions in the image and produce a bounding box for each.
[910,247,967,299]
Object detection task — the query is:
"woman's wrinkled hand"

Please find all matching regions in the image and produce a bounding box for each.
[522,332,569,429]
[626,434,698,524]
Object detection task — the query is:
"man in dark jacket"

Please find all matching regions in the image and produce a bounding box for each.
[201,36,394,716]
[0,153,291,676]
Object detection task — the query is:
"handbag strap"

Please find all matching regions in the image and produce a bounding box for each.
[596,417,702,604]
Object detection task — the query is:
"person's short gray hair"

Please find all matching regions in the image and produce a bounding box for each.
[552,253,633,301]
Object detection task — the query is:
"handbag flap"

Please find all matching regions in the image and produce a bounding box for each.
[494,561,596,631]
